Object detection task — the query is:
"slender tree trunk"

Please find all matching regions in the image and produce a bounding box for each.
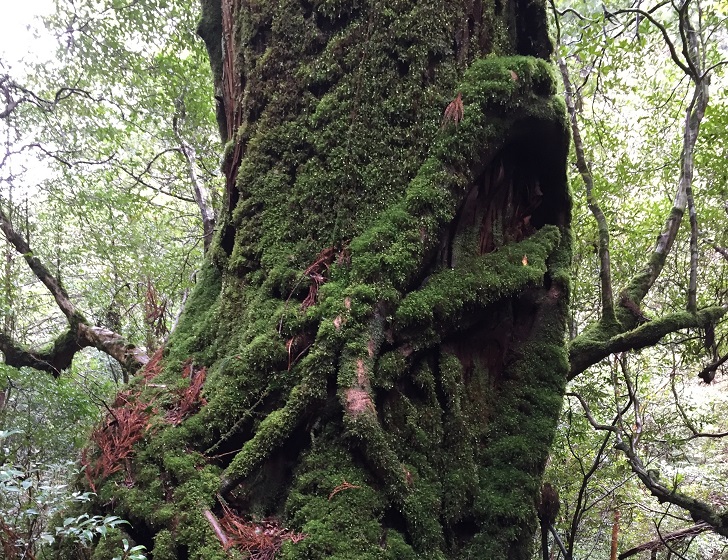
[80,1,572,558]
[611,510,620,560]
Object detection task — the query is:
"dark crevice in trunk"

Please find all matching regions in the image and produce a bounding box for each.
[220,223,236,256]
[449,516,482,550]
[381,504,410,544]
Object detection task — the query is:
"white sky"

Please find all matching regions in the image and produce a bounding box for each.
[0,1,57,196]
[0,0,56,70]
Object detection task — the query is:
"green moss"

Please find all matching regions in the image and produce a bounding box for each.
[89,528,128,560]
[456,241,569,557]
[79,2,572,557]
[570,306,727,378]
[282,436,415,559]
[221,376,325,487]
[196,0,222,89]
[396,225,560,337]
[165,263,222,365]
[151,529,177,560]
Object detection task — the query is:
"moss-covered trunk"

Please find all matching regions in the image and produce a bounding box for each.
[81,1,571,558]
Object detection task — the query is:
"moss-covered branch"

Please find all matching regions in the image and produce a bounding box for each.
[395,225,561,346]
[0,329,81,376]
[615,441,728,537]
[219,377,325,496]
[569,307,726,379]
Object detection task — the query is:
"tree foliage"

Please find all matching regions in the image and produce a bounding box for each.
[0,0,221,375]
[541,0,728,556]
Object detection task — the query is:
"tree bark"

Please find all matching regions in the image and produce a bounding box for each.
[79,1,572,558]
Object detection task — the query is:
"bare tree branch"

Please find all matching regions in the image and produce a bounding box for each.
[614,441,728,536]
[0,203,148,376]
[26,142,116,169]
[558,56,616,323]
[566,392,618,432]
[116,150,199,204]
[676,0,701,79]
[565,0,715,379]
[0,73,100,120]
[611,1,709,318]
[172,99,216,253]
[683,10,703,313]
[610,7,692,75]
[0,204,79,322]
[618,522,711,558]
[549,525,570,559]
[713,244,728,261]
[619,78,707,315]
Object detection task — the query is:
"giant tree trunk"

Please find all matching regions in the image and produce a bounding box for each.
[82,1,571,558]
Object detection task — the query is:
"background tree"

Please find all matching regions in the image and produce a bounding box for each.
[0,0,221,375]
[540,0,728,557]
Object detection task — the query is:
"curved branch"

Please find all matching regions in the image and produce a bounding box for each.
[614,441,728,536]
[0,203,148,375]
[79,325,149,372]
[0,324,148,377]
[172,101,216,253]
[0,73,100,119]
[569,307,726,379]
[713,244,728,261]
[116,150,199,204]
[697,351,728,383]
[12,81,100,112]
[0,329,82,376]
[610,8,692,75]
[27,142,116,169]
[550,4,599,22]
[618,522,711,558]
[620,89,706,312]
[676,0,701,80]
[618,72,708,322]
[682,8,703,313]
[703,59,728,77]
[0,204,79,322]
[565,392,617,432]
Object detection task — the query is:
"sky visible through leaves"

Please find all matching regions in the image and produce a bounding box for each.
[0,1,55,69]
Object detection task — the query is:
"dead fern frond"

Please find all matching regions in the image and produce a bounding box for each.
[301,245,337,310]
[441,92,464,127]
[217,503,306,558]
[328,479,361,500]
[166,362,207,425]
[82,392,156,490]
